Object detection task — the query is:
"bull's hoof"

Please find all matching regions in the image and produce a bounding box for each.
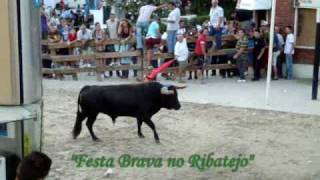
[93,137,101,142]
[155,139,160,144]
[138,134,145,138]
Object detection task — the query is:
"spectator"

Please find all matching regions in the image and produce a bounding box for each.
[93,22,106,52]
[145,16,162,66]
[15,151,52,180]
[209,0,224,50]
[60,22,71,42]
[174,34,189,83]
[136,1,167,49]
[194,28,209,84]
[49,11,60,28]
[118,19,133,78]
[177,20,187,36]
[106,13,119,40]
[77,24,93,68]
[68,28,77,43]
[233,29,248,82]
[275,26,285,78]
[184,0,194,15]
[68,28,79,64]
[272,29,281,80]
[284,26,295,80]
[48,26,61,43]
[77,24,92,44]
[41,7,49,40]
[252,30,266,81]
[106,13,120,77]
[93,22,107,77]
[166,2,181,54]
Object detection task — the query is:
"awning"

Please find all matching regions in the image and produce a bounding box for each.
[236,0,272,10]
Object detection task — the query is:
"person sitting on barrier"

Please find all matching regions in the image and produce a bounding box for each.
[145,16,162,67]
[15,151,52,180]
[174,34,189,83]
[118,19,133,79]
[194,27,209,84]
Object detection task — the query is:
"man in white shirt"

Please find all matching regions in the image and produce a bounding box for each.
[77,24,92,41]
[136,1,167,49]
[209,0,224,49]
[166,2,181,54]
[106,13,119,40]
[284,26,295,80]
[174,34,189,83]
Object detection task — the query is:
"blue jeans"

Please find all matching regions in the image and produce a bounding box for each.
[167,30,177,53]
[286,54,293,79]
[136,21,149,49]
[209,26,222,50]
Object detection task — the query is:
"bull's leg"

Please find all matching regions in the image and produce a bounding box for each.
[144,119,160,143]
[72,112,87,139]
[137,118,144,138]
[86,113,99,141]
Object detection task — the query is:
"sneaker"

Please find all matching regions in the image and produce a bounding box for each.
[237,79,246,83]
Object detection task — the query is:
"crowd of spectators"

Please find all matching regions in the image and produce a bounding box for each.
[41,0,295,83]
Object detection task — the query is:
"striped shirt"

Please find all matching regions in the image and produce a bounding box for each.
[236,36,248,53]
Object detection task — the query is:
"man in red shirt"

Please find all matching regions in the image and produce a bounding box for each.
[194,28,209,84]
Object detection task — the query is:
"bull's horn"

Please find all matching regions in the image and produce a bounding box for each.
[161,87,175,95]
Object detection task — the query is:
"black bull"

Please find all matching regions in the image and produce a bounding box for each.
[72,82,185,143]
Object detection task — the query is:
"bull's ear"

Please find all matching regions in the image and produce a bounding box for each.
[161,87,175,95]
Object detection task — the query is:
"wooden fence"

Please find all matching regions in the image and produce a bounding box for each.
[41,35,238,81]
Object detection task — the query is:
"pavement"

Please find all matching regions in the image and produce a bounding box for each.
[43,74,320,116]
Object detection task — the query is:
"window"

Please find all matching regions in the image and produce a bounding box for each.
[296,8,317,47]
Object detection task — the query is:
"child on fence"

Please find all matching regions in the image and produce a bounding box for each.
[174,34,189,83]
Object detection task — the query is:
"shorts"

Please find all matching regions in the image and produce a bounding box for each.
[145,38,161,49]
[178,60,188,70]
[195,55,205,68]
[272,51,280,66]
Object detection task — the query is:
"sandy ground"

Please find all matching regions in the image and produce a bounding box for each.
[42,80,320,180]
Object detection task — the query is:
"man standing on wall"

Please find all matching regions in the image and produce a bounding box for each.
[167,2,181,54]
[209,0,224,50]
[136,1,167,50]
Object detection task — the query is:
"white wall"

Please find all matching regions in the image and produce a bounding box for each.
[290,64,320,79]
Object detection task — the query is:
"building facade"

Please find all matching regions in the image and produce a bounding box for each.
[275,0,317,78]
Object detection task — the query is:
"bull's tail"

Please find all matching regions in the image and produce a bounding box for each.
[72,86,89,139]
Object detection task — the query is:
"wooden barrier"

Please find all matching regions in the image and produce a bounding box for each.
[41,35,239,81]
